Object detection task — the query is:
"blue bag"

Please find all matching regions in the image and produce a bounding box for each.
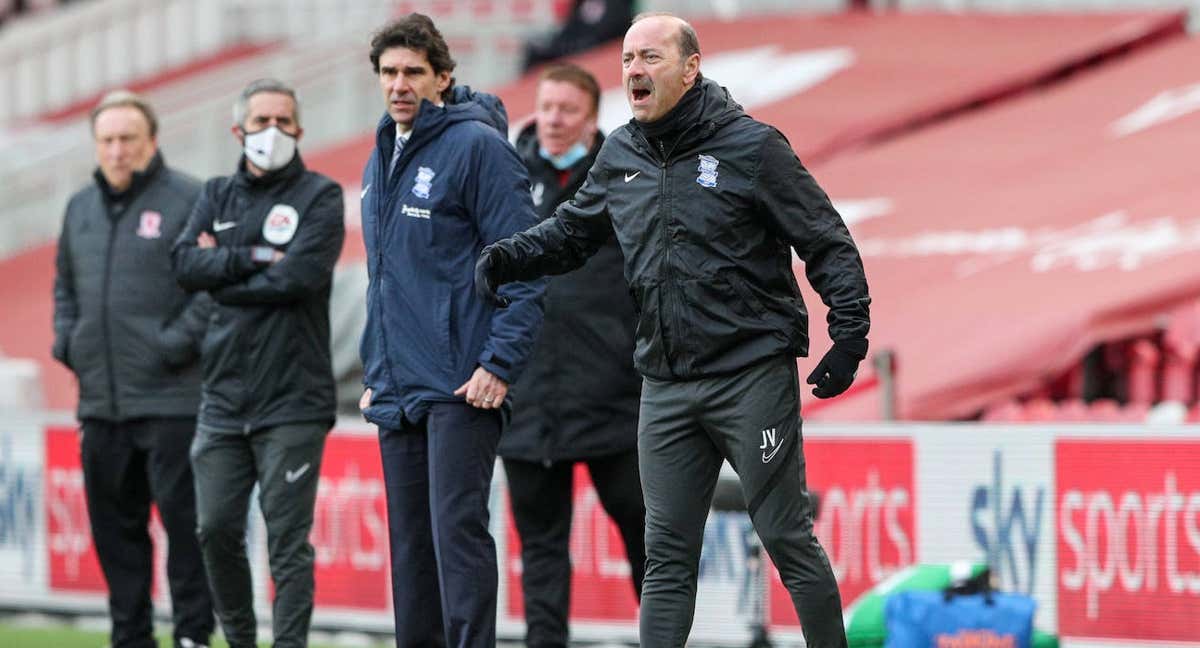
[884,590,1036,648]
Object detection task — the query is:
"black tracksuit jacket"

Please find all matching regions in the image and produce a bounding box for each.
[53,153,209,421]
[492,78,871,380]
[171,154,344,432]
[499,126,641,463]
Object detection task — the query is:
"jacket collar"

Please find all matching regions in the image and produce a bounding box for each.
[374,85,509,165]
[629,76,745,160]
[515,121,604,176]
[233,150,306,188]
[93,150,165,205]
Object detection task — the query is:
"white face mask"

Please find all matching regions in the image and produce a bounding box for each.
[243,126,296,172]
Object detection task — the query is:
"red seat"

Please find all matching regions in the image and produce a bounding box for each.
[1089,398,1124,422]
[1023,398,1058,422]
[1123,402,1151,422]
[1055,399,1091,422]
[1126,338,1160,406]
[982,399,1024,422]
[1162,302,1200,404]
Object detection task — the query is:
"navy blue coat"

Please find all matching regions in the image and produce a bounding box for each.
[359,87,545,427]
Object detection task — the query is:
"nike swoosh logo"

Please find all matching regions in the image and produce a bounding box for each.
[762,441,785,464]
[285,463,311,483]
[624,171,641,183]
[212,220,238,232]
[360,183,370,199]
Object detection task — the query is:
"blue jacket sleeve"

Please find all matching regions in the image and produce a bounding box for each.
[466,131,546,383]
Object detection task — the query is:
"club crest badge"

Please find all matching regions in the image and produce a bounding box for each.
[531,181,545,207]
[413,166,436,199]
[262,204,300,245]
[696,154,719,188]
[136,210,162,239]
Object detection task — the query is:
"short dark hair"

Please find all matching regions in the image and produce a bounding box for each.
[632,12,701,59]
[90,90,158,137]
[369,13,457,84]
[539,63,601,116]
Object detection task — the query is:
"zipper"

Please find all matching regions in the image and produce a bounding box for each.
[371,142,403,402]
[655,140,679,377]
[101,211,120,420]
[233,194,250,427]
[648,125,699,378]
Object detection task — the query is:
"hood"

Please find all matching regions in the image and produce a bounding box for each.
[628,76,747,154]
[448,84,509,134]
[697,76,748,131]
[374,85,511,159]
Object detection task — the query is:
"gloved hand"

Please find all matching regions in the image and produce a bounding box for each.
[474,244,511,308]
[806,340,867,398]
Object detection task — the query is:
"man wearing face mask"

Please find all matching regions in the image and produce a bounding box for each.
[501,62,645,648]
[476,13,871,648]
[171,78,344,648]
[53,90,214,648]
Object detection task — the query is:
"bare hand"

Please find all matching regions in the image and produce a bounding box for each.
[197,232,217,248]
[453,367,508,409]
[359,388,372,411]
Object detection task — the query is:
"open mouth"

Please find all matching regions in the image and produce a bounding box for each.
[631,88,651,102]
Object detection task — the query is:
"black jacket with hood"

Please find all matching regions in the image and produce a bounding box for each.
[499,125,640,464]
[490,77,871,380]
[172,153,344,433]
[53,153,209,421]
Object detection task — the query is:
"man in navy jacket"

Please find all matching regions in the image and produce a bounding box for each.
[357,13,544,648]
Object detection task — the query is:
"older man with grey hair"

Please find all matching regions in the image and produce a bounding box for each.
[54,89,214,648]
[172,78,344,648]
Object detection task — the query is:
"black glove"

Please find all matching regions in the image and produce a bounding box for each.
[474,244,511,308]
[806,340,867,399]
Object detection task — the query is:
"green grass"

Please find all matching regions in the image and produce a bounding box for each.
[0,622,392,647]
[0,624,111,648]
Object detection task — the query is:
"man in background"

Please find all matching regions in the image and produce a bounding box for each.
[501,62,646,648]
[172,78,344,648]
[52,90,213,648]
[357,14,544,648]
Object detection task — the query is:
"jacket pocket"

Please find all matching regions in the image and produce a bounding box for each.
[63,323,82,371]
[726,273,769,318]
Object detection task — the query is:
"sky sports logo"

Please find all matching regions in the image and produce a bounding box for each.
[1056,440,1200,642]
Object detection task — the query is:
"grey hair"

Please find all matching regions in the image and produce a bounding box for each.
[91,90,158,136]
[232,78,300,127]
[631,12,701,59]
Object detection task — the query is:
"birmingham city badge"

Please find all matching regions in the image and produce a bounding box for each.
[696,154,719,188]
[413,166,436,199]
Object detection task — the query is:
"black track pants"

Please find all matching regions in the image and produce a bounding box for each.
[637,355,847,648]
